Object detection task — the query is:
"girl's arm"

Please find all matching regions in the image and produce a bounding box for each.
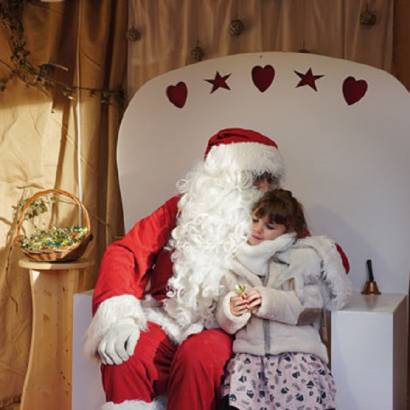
[253,247,324,325]
[290,237,353,311]
[252,287,302,324]
[215,276,251,334]
[252,285,321,325]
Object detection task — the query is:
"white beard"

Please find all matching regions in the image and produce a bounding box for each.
[163,162,263,332]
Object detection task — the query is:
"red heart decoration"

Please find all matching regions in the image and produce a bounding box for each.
[166,82,188,108]
[342,76,368,106]
[252,65,275,92]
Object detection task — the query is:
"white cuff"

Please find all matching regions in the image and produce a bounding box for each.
[216,291,250,334]
[84,295,147,359]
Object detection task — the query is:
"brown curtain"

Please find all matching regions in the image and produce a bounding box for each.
[127,0,394,98]
[0,1,126,406]
[393,0,410,90]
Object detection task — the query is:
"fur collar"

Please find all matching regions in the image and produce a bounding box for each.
[235,233,296,276]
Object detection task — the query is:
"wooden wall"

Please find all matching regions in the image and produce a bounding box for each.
[394,0,410,90]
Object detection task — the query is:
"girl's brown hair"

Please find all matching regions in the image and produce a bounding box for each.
[252,189,307,238]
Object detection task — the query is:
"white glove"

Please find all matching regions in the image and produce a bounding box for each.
[97,318,140,365]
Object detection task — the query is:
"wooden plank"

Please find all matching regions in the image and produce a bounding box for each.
[19,258,92,271]
[20,267,80,410]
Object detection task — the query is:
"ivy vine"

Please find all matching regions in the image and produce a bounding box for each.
[0,0,124,105]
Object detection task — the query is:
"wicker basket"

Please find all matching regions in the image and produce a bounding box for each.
[16,188,92,262]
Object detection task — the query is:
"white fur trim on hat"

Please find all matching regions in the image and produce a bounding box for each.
[84,295,147,359]
[102,397,166,410]
[205,141,285,180]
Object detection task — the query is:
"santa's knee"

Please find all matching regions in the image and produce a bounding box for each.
[172,331,232,379]
[102,355,154,402]
[174,342,209,373]
[170,345,215,393]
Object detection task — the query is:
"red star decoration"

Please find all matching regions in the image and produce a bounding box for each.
[205,71,231,93]
[294,68,324,91]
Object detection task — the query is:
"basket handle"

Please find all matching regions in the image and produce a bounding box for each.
[15,188,91,243]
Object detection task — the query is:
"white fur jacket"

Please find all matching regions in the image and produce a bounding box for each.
[215,233,352,363]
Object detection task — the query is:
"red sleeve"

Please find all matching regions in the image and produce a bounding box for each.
[92,195,179,313]
[335,243,350,273]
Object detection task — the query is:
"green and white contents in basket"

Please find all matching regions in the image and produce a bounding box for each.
[20,226,89,251]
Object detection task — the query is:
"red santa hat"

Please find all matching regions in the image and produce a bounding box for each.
[204,128,285,180]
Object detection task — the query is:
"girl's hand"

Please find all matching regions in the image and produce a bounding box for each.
[229,295,249,316]
[245,288,262,312]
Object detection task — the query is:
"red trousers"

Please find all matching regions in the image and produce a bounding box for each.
[101,322,233,410]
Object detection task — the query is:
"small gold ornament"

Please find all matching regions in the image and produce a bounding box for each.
[360,5,377,27]
[62,86,74,100]
[126,27,142,42]
[230,19,245,36]
[235,283,248,298]
[298,40,310,54]
[113,89,125,106]
[191,44,204,62]
[100,91,111,104]
[38,63,54,78]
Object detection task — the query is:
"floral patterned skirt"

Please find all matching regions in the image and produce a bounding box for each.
[221,352,336,410]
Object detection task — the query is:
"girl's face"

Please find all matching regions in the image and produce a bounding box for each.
[248,214,287,245]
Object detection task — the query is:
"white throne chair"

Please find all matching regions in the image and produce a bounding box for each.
[73,51,410,410]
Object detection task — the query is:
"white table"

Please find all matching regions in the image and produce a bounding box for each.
[331,292,408,410]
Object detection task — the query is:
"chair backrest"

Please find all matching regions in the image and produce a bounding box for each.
[118,51,410,294]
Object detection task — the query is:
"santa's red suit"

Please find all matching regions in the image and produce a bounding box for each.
[84,128,349,410]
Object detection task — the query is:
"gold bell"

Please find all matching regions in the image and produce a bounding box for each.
[361,259,381,295]
[361,280,381,295]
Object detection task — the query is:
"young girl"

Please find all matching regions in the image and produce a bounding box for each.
[216,189,352,410]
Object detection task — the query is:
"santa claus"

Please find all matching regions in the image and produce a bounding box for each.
[84,127,348,410]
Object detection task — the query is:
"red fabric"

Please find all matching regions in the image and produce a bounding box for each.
[149,248,174,301]
[94,191,349,408]
[204,128,278,158]
[102,322,233,409]
[92,195,179,314]
[335,243,350,273]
